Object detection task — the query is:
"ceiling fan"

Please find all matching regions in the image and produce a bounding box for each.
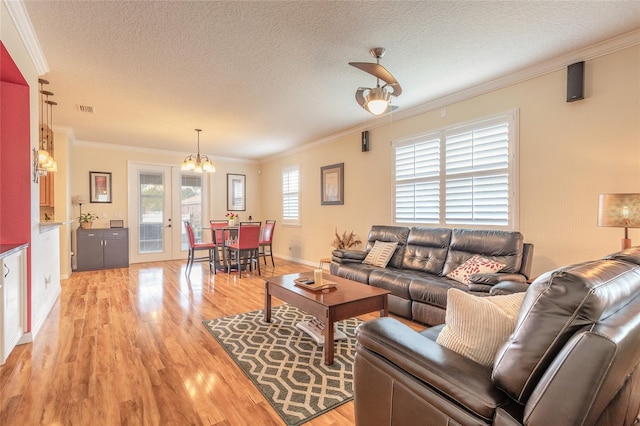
[349,47,402,115]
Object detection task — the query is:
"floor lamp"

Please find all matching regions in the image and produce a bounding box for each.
[72,195,87,223]
[598,193,640,250]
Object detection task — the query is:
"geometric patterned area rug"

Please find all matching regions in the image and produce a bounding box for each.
[202,304,362,425]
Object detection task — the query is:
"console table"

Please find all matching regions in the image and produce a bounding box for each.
[76,228,129,271]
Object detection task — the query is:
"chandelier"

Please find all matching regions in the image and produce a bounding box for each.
[32,78,57,183]
[181,129,215,173]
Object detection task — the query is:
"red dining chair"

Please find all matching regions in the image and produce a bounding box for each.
[226,224,261,278]
[184,221,216,276]
[210,220,230,274]
[259,220,276,266]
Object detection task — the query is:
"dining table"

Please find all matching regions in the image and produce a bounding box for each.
[210,225,241,273]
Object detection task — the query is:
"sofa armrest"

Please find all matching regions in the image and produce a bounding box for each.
[469,272,527,285]
[489,280,530,295]
[356,317,509,420]
[331,249,367,265]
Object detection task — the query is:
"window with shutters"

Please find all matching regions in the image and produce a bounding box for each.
[394,111,518,229]
[282,166,300,225]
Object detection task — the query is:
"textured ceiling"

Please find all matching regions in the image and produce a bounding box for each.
[23,1,640,161]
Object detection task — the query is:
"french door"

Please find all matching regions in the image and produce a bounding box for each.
[128,163,208,264]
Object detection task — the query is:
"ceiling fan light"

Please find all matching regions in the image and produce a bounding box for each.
[367,99,389,115]
[365,87,390,115]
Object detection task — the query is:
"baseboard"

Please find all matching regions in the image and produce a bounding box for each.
[18,332,33,345]
[274,254,330,270]
[30,287,61,340]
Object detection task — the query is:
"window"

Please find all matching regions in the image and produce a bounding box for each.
[394,111,518,229]
[282,166,300,225]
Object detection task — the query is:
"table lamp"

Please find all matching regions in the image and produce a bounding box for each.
[597,193,640,249]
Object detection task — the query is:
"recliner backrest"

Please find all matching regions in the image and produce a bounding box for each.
[441,229,524,276]
[365,225,410,269]
[492,247,640,406]
[522,290,640,425]
[402,227,452,274]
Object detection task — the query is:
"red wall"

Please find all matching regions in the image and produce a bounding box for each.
[1,41,32,330]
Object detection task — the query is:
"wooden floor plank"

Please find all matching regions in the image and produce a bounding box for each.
[1,258,424,425]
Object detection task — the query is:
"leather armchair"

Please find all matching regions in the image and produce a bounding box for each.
[354,247,640,425]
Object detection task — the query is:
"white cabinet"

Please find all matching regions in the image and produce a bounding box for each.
[1,246,26,365]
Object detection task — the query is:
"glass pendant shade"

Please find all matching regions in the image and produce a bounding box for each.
[38,149,50,163]
[365,87,390,115]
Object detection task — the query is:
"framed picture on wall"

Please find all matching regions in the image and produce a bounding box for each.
[227,173,246,211]
[89,171,112,203]
[321,163,344,205]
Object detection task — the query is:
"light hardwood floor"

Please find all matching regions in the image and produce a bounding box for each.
[1,258,423,425]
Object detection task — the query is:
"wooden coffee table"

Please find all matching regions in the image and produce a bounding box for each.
[264,272,390,365]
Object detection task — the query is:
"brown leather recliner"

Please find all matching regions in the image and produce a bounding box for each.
[354,247,640,425]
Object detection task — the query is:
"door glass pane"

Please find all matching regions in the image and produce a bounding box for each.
[139,172,164,253]
[180,175,202,250]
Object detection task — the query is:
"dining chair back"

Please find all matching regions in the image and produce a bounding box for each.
[240,221,262,226]
[183,221,216,276]
[259,220,276,266]
[226,224,261,278]
[210,220,228,245]
[209,221,231,274]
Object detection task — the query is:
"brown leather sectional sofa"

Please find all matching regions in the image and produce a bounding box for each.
[330,225,533,325]
[353,246,640,425]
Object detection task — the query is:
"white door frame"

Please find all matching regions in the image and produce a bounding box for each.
[128,161,209,264]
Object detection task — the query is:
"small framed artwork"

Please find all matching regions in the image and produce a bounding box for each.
[90,171,112,203]
[227,173,246,211]
[321,163,344,205]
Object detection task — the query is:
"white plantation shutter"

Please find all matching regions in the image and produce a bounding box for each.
[394,112,517,229]
[395,138,440,223]
[445,121,510,225]
[282,166,300,224]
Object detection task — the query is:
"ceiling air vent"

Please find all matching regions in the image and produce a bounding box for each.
[77,104,95,113]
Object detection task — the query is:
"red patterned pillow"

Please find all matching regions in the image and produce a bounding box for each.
[447,255,506,285]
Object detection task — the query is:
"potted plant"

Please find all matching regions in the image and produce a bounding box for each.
[78,212,99,229]
[332,228,362,249]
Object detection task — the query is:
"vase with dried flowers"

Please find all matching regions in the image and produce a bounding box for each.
[332,228,362,249]
[225,212,239,226]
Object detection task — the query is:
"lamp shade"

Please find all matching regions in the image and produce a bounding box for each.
[597,193,640,228]
[72,195,87,205]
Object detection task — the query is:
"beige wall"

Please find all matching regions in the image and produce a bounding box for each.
[67,142,260,238]
[260,45,640,278]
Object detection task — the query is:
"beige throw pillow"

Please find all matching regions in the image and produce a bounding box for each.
[446,254,506,285]
[362,241,398,268]
[436,289,525,367]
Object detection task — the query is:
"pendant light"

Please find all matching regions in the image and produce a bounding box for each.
[181,129,215,173]
[33,78,57,182]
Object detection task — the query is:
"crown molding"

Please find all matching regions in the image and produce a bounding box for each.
[396,28,640,120]
[3,0,48,75]
[72,139,257,164]
[284,28,640,157]
[263,29,639,163]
